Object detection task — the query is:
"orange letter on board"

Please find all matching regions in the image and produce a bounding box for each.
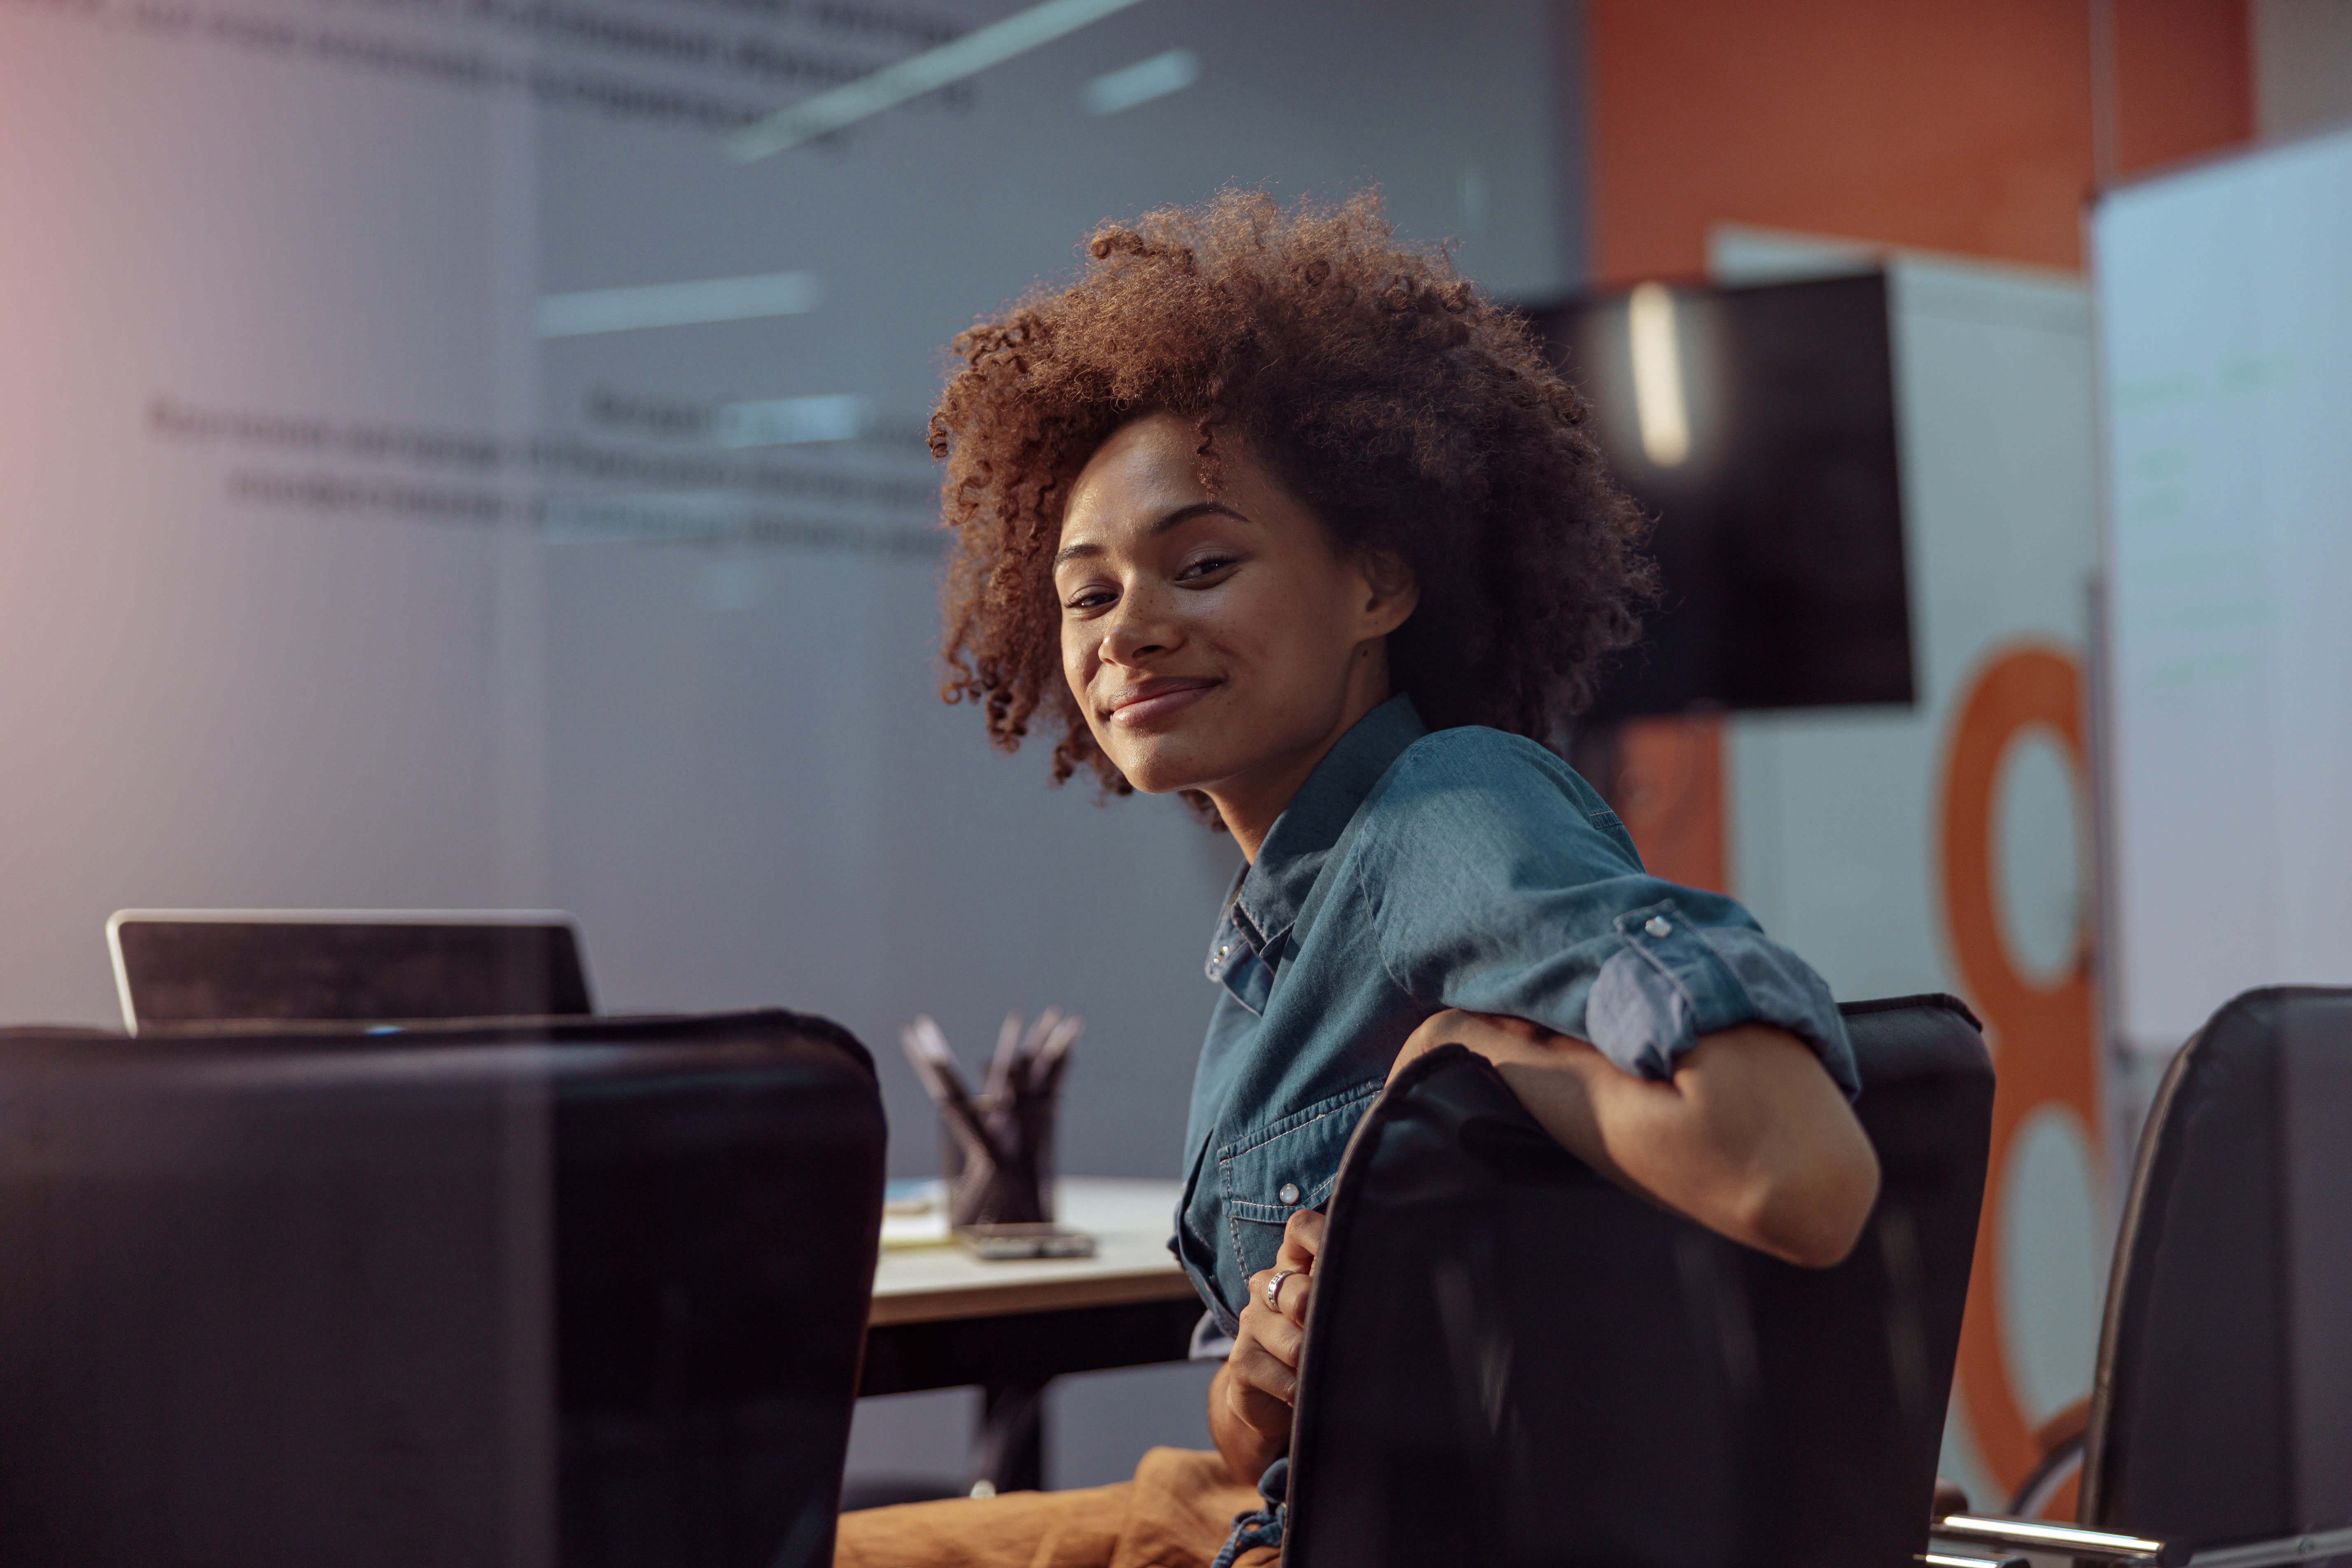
[1938,644,2102,1500]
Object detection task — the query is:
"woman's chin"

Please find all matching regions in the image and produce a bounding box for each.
[1115,767,1202,798]
[1104,746,1220,800]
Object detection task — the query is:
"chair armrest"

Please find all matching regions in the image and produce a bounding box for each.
[1937,1517,2352,1568]
[1933,1514,2183,1566]
[2182,1527,2352,1568]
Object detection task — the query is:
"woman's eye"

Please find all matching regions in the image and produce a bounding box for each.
[1064,587,1114,611]
[1178,554,1237,582]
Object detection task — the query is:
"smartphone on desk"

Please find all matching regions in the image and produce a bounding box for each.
[954,1223,1097,1260]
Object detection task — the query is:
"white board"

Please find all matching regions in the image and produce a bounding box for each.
[2093,127,2352,1056]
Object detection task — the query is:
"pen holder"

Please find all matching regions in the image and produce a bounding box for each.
[940,1092,1057,1228]
[900,1008,1082,1232]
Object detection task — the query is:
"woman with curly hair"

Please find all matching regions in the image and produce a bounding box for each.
[836,190,1878,1568]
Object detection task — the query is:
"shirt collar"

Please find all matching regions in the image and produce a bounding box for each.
[1227,693,1427,954]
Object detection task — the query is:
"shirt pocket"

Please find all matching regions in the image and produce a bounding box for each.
[1218,1078,1383,1288]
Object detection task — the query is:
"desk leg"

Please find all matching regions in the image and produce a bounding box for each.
[975,1380,1045,1494]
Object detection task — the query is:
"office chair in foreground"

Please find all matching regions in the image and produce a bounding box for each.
[0,1008,885,1568]
[1283,994,1995,1568]
[1936,986,2352,1568]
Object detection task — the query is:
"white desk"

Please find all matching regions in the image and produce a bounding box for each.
[868,1176,1195,1327]
[859,1176,1204,1493]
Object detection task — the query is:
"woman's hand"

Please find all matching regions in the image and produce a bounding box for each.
[1207,1206,1324,1486]
[1395,1008,1880,1269]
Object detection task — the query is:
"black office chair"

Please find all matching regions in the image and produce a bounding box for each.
[1937,986,2352,1568]
[1284,994,1994,1568]
[0,1008,885,1568]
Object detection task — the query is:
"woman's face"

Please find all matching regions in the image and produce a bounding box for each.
[1055,413,1414,841]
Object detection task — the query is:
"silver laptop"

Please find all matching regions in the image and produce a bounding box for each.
[107,909,593,1034]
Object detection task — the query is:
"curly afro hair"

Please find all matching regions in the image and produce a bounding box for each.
[931,187,1654,812]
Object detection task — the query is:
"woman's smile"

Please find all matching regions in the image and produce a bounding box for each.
[1104,676,1222,730]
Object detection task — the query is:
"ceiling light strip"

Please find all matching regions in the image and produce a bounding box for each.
[729,0,1153,163]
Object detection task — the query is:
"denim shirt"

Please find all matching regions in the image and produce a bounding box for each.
[1170,695,1859,1338]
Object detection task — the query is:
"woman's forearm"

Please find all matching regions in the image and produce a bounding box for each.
[1405,1014,1881,1267]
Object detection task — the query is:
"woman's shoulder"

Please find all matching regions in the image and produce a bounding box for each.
[1356,724,1636,862]
[1375,723,1610,812]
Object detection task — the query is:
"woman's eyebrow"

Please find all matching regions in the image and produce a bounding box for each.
[1054,501,1251,568]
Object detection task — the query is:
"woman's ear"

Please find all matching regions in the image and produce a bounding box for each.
[1357,548,1419,637]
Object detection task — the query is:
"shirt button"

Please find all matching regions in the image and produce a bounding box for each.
[1278,1182,1302,1205]
[1216,944,1231,961]
[1644,915,1673,938]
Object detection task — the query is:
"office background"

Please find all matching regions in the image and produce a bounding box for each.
[2,0,2347,1509]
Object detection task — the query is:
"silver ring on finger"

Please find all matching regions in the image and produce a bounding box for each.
[1266,1268,1300,1314]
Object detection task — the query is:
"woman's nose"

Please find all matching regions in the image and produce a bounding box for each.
[1101,595,1179,666]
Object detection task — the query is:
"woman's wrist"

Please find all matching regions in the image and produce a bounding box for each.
[1207,1361,1286,1485]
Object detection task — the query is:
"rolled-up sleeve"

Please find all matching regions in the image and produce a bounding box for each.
[1357,731,1859,1097]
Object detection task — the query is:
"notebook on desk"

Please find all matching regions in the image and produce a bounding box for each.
[106,909,593,1034]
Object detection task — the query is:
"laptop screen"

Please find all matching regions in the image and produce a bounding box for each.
[108,912,593,1033]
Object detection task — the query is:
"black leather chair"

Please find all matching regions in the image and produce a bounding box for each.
[0,1009,885,1568]
[1284,994,1994,1568]
[1937,986,2352,1568]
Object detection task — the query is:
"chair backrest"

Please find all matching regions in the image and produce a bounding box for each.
[2082,985,2352,1546]
[1284,994,1993,1568]
[0,1009,884,1568]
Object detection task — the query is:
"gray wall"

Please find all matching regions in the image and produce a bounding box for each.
[0,0,1581,1494]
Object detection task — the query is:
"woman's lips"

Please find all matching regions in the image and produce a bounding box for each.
[1107,679,1218,728]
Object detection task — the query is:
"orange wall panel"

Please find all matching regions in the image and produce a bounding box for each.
[1583,0,2251,282]
[2114,0,2254,174]
[1612,716,1729,892]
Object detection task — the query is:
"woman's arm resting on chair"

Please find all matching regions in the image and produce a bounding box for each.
[1395,1012,1880,1268]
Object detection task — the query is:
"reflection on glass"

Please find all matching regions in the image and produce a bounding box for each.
[717,394,877,448]
[535,271,823,339]
[1081,48,1202,115]
[1629,280,1692,467]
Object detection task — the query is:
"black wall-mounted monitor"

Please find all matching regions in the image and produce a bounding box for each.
[1525,271,1914,719]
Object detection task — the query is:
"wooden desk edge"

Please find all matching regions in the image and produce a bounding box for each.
[868,1267,1199,1328]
